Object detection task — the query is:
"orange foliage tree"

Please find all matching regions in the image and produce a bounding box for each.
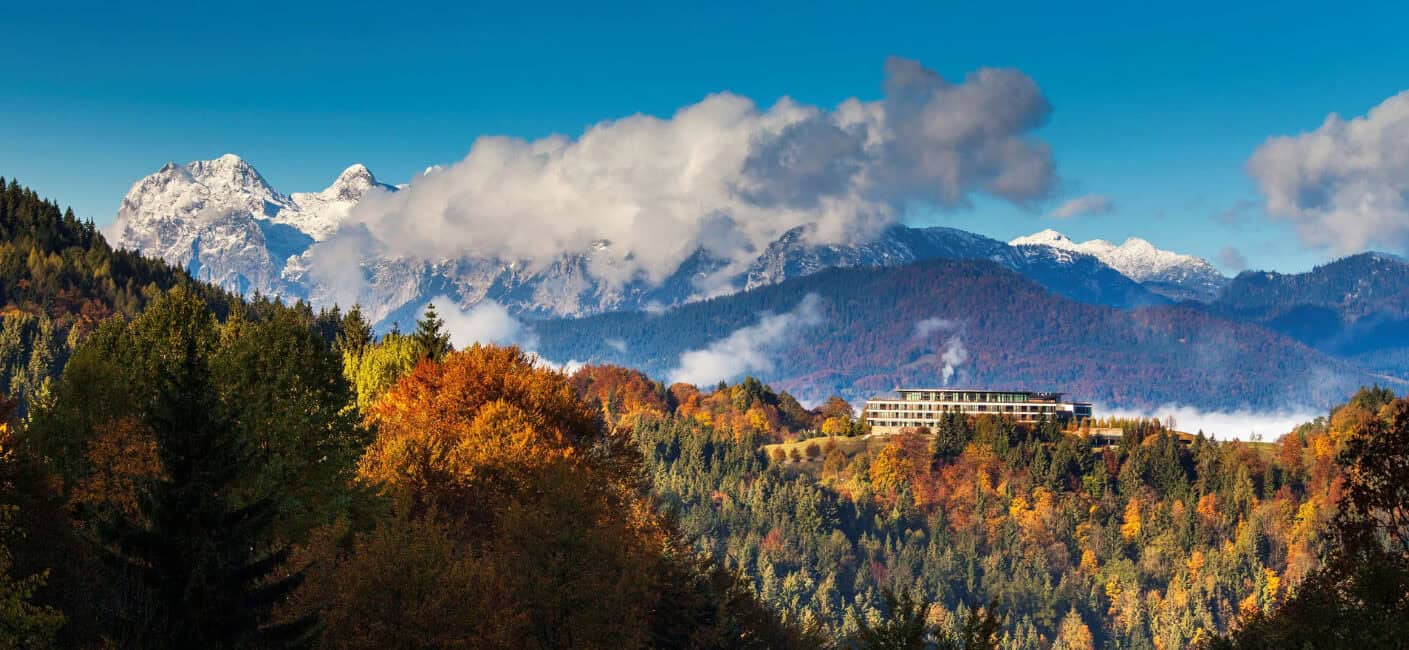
[307,346,671,648]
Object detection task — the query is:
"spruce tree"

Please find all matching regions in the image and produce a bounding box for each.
[335,304,374,355]
[412,302,451,360]
[103,326,311,648]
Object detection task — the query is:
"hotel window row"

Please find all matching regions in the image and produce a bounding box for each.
[863,388,1093,433]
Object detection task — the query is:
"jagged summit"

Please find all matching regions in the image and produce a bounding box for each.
[320,163,391,200]
[1011,229,1228,301]
[111,156,397,295]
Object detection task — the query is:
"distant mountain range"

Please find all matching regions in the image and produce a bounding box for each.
[110,154,395,295]
[1208,253,1409,377]
[531,258,1384,411]
[1010,229,1229,301]
[110,155,1223,325]
[106,155,1409,410]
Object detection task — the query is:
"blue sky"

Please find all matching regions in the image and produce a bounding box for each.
[3,0,1406,273]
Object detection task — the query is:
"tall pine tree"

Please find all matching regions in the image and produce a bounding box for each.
[335,304,374,356]
[412,302,451,360]
[103,313,311,648]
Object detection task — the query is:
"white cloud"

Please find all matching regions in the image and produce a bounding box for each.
[668,293,824,386]
[1048,194,1113,219]
[1247,89,1409,254]
[426,296,538,350]
[912,317,959,339]
[1103,403,1323,441]
[537,357,586,375]
[319,58,1055,291]
[605,338,628,353]
[303,225,372,309]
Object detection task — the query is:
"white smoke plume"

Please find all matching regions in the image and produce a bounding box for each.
[318,57,1056,291]
[912,317,968,385]
[668,294,824,386]
[1103,403,1324,441]
[940,337,969,385]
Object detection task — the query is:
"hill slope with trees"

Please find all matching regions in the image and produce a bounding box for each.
[1208,253,1409,378]
[0,177,233,411]
[534,259,1382,411]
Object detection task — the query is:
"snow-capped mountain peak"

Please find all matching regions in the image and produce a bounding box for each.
[324,163,382,200]
[1017,228,1077,247]
[1010,229,1229,301]
[113,155,1211,327]
[112,156,397,296]
[287,163,394,238]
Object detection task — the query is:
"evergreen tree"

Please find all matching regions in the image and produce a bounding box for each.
[1214,391,1409,649]
[335,304,373,355]
[411,303,451,360]
[102,325,311,648]
[848,589,932,649]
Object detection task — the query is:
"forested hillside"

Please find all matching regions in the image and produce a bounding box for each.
[1209,253,1409,377]
[0,178,232,410]
[0,179,812,648]
[534,260,1381,411]
[570,367,1408,648]
[0,176,1402,648]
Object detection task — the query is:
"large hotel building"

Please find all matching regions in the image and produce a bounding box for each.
[864,388,1093,433]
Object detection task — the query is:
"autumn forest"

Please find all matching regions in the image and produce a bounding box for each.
[0,178,1406,650]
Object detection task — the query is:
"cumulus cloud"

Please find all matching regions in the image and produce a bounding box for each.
[668,294,824,386]
[1048,194,1113,219]
[605,338,628,353]
[1103,404,1322,441]
[1247,90,1409,254]
[427,296,538,350]
[322,57,1055,291]
[1215,245,1248,273]
[539,357,586,375]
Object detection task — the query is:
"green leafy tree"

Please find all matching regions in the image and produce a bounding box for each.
[212,307,369,541]
[0,467,64,649]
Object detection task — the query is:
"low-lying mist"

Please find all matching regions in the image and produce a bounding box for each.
[1103,403,1325,441]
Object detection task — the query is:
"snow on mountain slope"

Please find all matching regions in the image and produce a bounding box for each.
[747,225,1166,309]
[1010,229,1228,301]
[112,155,1175,326]
[288,163,396,240]
[110,155,392,296]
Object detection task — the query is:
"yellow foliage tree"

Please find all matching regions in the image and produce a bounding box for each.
[1053,608,1095,650]
[1121,498,1143,541]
